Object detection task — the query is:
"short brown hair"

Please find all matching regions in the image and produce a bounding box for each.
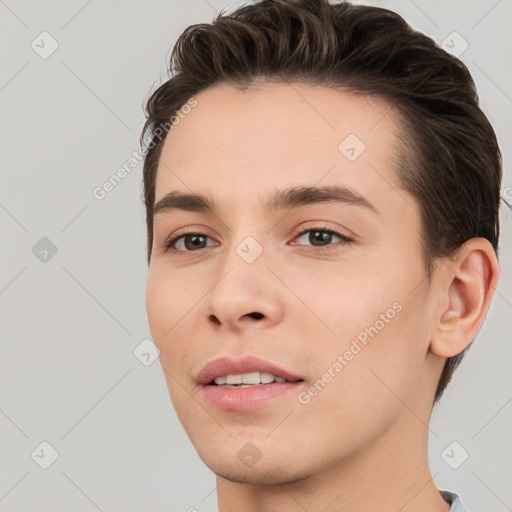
[140,0,502,403]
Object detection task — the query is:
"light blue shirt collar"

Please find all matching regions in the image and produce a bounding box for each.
[441,490,468,511]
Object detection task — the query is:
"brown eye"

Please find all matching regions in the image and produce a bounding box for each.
[308,230,336,246]
[165,232,216,252]
[292,228,352,249]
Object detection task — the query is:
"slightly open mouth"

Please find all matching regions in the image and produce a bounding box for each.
[207,379,304,387]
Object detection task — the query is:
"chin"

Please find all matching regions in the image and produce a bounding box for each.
[201,454,314,486]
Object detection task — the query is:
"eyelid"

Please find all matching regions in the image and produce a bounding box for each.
[289,226,353,250]
[163,228,218,252]
[163,224,354,253]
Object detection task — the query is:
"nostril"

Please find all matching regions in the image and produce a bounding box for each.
[247,312,264,320]
[209,315,221,326]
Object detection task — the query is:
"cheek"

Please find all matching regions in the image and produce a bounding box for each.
[294,299,428,449]
[145,264,210,397]
[145,268,170,340]
[299,258,429,395]
[145,263,201,339]
[292,262,398,337]
[145,268,196,398]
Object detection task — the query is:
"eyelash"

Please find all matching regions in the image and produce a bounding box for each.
[163,227,353,253]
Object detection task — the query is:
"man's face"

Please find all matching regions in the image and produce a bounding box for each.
[146,82,441,484]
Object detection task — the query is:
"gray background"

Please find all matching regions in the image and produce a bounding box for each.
[1,0,511,511]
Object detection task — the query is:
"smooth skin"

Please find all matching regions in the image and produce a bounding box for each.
[145,81,499,512]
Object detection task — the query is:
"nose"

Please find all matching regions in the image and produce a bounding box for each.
[203,243,285,332]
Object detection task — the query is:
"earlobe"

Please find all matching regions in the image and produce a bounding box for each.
[429,238,500,358]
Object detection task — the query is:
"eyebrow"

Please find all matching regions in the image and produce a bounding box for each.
[153,185,379,217]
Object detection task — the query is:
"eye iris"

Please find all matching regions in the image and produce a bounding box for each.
[310,230,332,246]
[185,234,206,250]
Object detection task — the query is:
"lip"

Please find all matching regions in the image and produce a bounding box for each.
[202,381,304,411]
[196,355,306,411]
[196,355,304,385]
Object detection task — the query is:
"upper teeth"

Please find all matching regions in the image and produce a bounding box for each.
[213,372,287,385]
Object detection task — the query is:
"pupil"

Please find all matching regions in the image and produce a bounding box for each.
[186,234,205,250]
[310,231,331,246]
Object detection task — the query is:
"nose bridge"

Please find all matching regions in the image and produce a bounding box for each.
[215,214,269,275]
[203,228,284,329]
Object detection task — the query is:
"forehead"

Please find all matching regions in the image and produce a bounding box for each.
[155,81,406,212]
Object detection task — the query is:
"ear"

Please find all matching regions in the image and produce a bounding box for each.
[429,238,500,358]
